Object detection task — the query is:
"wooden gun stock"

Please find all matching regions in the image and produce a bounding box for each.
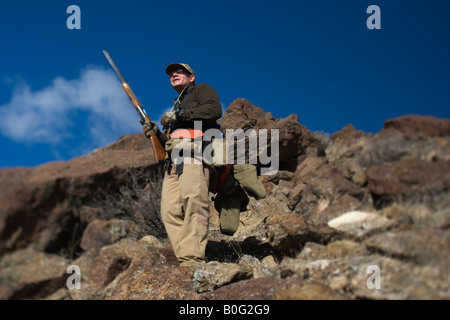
[148,130,167,164]
[103,50,166,164]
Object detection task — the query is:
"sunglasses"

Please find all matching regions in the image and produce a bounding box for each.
[169,69,189,77]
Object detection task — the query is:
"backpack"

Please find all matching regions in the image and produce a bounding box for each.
[212,163,266,235]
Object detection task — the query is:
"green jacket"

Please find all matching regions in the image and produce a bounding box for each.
[172,83,222,132]
[178,83,222,123]
[157,83,222,146]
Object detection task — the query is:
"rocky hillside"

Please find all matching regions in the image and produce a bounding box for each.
[0,98,449,300]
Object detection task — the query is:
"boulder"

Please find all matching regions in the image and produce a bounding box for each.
[192,261,253,293]
[0,248,69,299]
[0,133,165,258]
[327,211,394,237]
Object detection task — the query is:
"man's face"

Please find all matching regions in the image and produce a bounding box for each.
[170,69,195,93]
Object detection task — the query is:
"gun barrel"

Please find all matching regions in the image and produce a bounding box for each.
[102,50,127,84]
[103,51,146,121]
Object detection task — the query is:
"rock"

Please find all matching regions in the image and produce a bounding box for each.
[279,240,367,283]
[0,248,69,299]
[238,254,280,279]
[364,229,450,267]
[299,240,367,261]
[326,124,374,165]
[70,238,197,300]
[192,261,253,293]
[201,276,285,300]
[346,255,450,299]
[319,194,363,222]
[264,211,338,253]
[0,133,164,257]
[383,115,450,139]
[327,211,394,237]
[288,157,365,221]
[201,276,347,300]
[366,159,450,206]
[138,235,167,248]
[80,219,133,253]
[218,98,328,166]
[270,279,348,300]
[329,275,349,291]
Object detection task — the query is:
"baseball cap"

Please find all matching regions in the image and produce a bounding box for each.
[165,63,195,76]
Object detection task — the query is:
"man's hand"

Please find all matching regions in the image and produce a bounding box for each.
[161,111,177,127]
[140,119,159,136]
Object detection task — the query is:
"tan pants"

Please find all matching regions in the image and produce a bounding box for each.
[161,157,211,264]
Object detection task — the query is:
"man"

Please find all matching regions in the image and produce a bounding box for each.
[144,63,222,266]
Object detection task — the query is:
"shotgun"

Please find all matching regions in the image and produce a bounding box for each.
[102,50,166,164]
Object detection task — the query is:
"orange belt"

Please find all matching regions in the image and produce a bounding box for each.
[169,129,204,139]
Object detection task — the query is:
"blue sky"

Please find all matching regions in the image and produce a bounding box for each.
[1,0,449,168]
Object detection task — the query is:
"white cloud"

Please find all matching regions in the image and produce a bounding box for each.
[0,67,138,152]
